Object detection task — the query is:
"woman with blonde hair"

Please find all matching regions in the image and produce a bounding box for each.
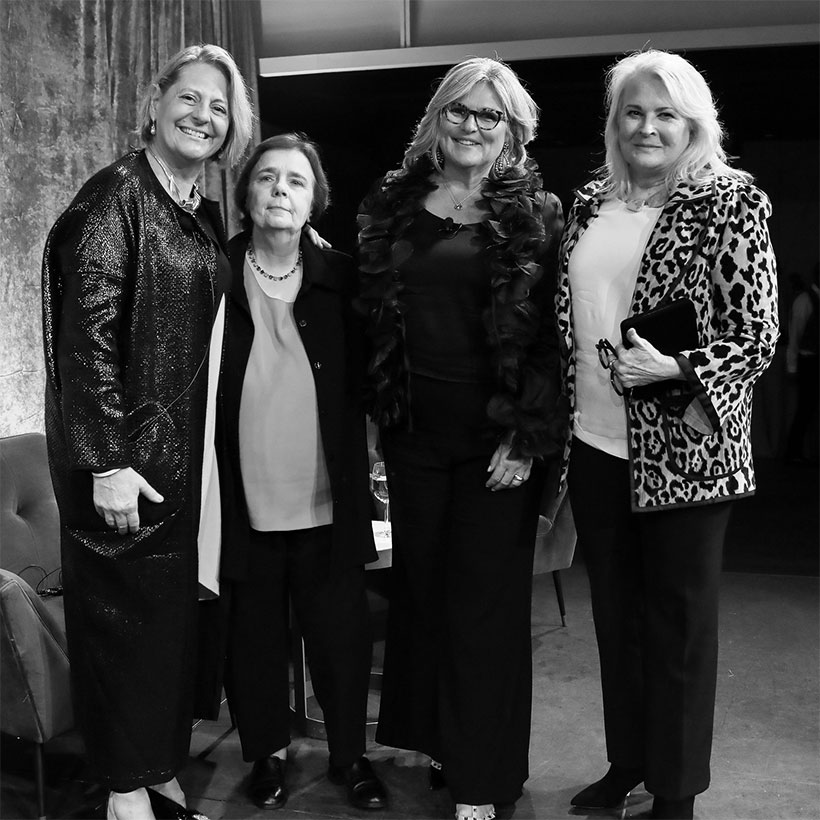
[357,57,566,820]
[43,44,253,820]
[557,49,778,819]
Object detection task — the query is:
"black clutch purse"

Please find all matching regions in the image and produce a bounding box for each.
[620,297,698,355]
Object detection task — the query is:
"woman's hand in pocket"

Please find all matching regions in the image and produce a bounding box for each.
[93,468,164,534]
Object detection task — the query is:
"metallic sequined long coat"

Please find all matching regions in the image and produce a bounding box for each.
[41,150,230,791]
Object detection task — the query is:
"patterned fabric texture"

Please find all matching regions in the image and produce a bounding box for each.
[556,176,779,510]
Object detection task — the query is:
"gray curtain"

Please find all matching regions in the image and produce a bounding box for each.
[0,0,260,436]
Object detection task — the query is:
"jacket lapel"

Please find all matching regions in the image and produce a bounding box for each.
[630,181,716,314]
[299,237,345,295]
[228,232,252,321]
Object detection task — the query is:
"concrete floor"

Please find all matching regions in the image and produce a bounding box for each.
[3,563,817,820]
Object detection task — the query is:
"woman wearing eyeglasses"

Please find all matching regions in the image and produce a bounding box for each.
[556,51,778,819]
[356,57,565,820]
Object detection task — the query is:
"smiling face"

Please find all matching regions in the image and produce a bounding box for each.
[245,148,315,235]
[617,73,691,187]
[150,62,229,172]
[438,82,508,174]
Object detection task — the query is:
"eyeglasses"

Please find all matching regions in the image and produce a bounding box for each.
[595,338,625,397]
[442,102,506,131]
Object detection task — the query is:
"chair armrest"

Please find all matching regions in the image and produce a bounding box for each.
[0,568,73,742]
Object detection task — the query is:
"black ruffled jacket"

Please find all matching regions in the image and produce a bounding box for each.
[356,154,567,458]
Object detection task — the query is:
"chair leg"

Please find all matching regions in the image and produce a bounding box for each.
[552,570,567,627]
[34,741,47,820]
[290,600,307,735]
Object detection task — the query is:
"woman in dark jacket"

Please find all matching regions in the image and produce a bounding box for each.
[42,45,252,820]
[356,58,565,820]
[219,133,387,813]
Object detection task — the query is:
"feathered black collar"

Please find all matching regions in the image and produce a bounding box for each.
[356,153,554,443]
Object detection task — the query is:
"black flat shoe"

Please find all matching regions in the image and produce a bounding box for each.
[429,761,447,790]
[650,795,695,819]
[570,764,644,809]
[146,789,210,820]
[247,757,288,810]
[328,756,388,811]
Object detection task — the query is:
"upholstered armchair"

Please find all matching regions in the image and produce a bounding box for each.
[0,432,72,820]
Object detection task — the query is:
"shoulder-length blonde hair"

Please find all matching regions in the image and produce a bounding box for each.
[601,49,751,196]
[403,57,538,177]
[136,43,254,168]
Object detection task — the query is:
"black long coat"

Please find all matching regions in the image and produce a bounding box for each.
[41,150,230,790]
[219,232,377,578]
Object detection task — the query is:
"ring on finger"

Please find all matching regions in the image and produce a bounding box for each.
[513,474,524,482]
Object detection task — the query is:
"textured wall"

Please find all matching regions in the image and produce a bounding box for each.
[0,0,259,437]
[1,0,118,436]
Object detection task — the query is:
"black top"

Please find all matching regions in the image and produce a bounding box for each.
[400,209,493,384]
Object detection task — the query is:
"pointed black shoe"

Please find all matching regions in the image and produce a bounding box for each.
[429,761,447,790]
[328,756,388,811]
[146,789,210,820]
[570,764,644,809]
[650,795,695,819]
[247,757,288,810]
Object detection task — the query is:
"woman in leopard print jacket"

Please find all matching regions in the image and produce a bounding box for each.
[556,51,778,820]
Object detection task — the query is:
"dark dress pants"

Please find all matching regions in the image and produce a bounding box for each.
[377,377,544,805]
[568,438,731,799]
[224,526,372,768]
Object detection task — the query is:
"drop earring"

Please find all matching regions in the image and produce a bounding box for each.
[432,145,445,168]
[492,142,510,177]
[149,119,156,136]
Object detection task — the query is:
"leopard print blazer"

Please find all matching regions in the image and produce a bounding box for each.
[556,176,779,510]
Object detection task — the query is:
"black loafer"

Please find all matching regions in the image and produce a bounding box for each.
[247,757,288,810]
[328,756,388,811]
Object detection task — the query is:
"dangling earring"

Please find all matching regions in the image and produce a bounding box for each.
[493,142,510,177]
[149,119,156,136]
[431,145,445,168]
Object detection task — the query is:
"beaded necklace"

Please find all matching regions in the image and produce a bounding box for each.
[247,243,302,282]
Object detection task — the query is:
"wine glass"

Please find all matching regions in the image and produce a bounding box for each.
[370,461,390,537]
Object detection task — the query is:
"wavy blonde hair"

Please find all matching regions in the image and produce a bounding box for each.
[403,57,538,177]
[136,44,254,167]
[601,49,751,196]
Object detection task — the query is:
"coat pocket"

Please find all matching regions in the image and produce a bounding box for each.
[659,394,740,481]
[125,402,184,508]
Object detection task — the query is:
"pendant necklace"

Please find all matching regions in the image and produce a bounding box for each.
[441,177,484,210]
[247,243,302,282]
[621,183,668,213]
[148,149,201,214]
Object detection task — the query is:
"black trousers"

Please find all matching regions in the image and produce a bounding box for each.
[224,526,372,767]
[377,376,544,805]
[569,439,731,799]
